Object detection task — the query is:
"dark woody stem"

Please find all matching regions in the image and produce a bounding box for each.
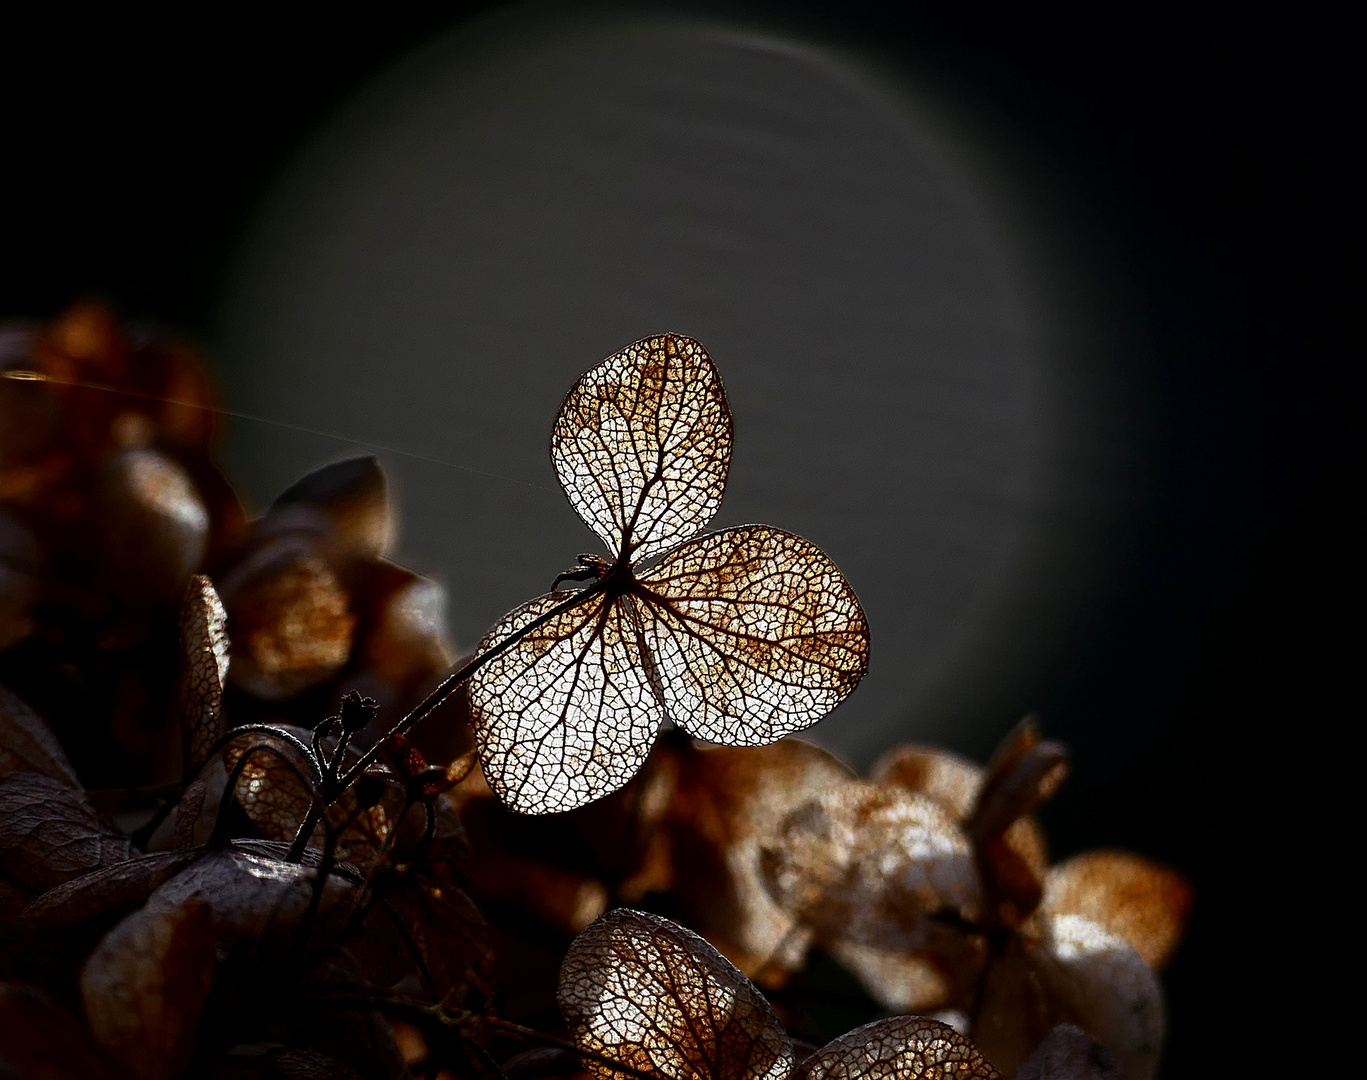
[330,578,609,797]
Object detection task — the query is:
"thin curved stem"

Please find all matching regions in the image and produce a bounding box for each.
[334,580,608,794]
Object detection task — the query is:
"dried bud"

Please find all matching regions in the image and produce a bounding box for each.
[339,690,378,734]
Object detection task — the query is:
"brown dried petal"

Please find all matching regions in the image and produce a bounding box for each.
[470,592,667,814]
[663,738,856,978]
[213,1044,371,1080]
[0,982,122,1080]
[792,1016,1001,1080]
[635,525,870,746]
[225,731,317,844]
[552,334,732,564]
[224,729,398,871]
[222,535,357,701]
[825,933,988,1017]
[178,574,230,775]
[558,909,793,1080]
[1013,1024,1124,1080]
[269,455,392,557]
[0,683,79,785]
[973,915,1165,1080]
[148,847,357,951]
[380,879,496,1002]
[146,760,230,853]
[81,897,216,1080]
[17,849,202,930]
[761,782,980,949]
[94,448,210,605]
[0,772,129,892]
[361,569,454,692]
[870,745,982,820]
[968,721,1069,843]
[1041,850,1193,971]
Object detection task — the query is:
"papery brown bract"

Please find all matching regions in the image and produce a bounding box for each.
[16,849,203,931]
[964,721,1067,926]
[211,1044,371,1080]
[559,908,794,1080]
[178,574,230,776]
[93,448,210,608]
[1041,850,1193,972]
[791,1016,1001,1080]
[0,772,130,893]
[269,456,392,559]
[652,737,857,981]
[220,535,359,701]
[217,457,454,718]
[1012,1023,1124,1080]
[0,683,81,785]
[759,780,985,1013]
[352,876,496,1006]
[972,914,1165,1080]
[80,896,216,1080]
[218,725,405,873]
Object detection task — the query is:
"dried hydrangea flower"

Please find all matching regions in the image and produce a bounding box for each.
[469,334,869,814]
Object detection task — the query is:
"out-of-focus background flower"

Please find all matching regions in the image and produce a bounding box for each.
[0,2,1347,1074]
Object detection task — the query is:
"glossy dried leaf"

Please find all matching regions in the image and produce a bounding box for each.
[0,684,79,785]
[636,526,869,746]
[792,1016,1001,1080]
[81,897,216,1080]
[470,592,666,814]
[178,574,230,775]
[0,982,122,1080]
[0,772,130,892]
[1041,850,1192,971]
[559,909,793,1080]
[552,334,732,564]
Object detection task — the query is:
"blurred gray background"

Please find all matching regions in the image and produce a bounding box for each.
[215,11,1136,766]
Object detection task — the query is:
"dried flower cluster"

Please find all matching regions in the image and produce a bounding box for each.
[1,308,1189,1079]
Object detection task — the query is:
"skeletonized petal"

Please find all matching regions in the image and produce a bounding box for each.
[552,334,732,563]
[635,525,869,745]
[793,1016,1002,1080]
[176,575,229,776]
[558,908,793,1080]
[469,593,667,814]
